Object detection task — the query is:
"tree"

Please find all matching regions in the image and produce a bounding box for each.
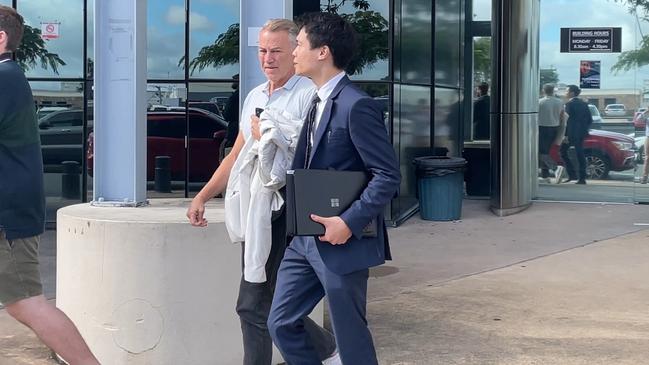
[540,67,559,90]
[180,23,239,74]
[612,0,649,73]
[473,37,491,84]
[184,0,388,76]
[341,10,388,75]
[16,25,66,74]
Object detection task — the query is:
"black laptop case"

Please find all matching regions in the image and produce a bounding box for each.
[286,169,376,237]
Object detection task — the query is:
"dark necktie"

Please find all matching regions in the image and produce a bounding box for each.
[304,94,321,168]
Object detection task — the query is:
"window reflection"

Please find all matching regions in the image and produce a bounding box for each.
[32,81,85,222]
[87,0,94,79]
[435,0,461,86]
[473,0,491,20]
[435,88,460,156]
[394,85,431,213]
[189,1,240,79]
[19,0,83,78]
[148,0,185,79]
[321,0,389,81]
[399,0,432,84]
[187,83,238,195]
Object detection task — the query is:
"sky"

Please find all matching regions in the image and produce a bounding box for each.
[474,0,649,90]
[17,0,649,90]
[16,0,240,80]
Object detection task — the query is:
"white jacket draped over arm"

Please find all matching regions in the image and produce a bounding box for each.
[224,107,303,283]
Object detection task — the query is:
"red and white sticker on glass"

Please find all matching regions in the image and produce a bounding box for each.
[41,22,60,40]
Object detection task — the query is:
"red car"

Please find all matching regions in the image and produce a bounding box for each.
[88,108,227,182]
[550,129,636,179]
[633,109,647,131]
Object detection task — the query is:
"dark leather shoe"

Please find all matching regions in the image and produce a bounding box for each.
[575,179,586,185]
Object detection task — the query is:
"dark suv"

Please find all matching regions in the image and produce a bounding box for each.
[88,108,227,182]
[39,108,93,171]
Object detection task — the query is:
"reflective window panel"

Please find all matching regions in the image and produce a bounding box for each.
[435,0,461,87]
[148,0,185,79]
[33,81,85,221]
[19,0,84,78]
[392,84,432,218]
[434,87,461,157]
[473,0,491,20]
[187,83,237,195]
[398,0,432,84]
[145,83,187,197]
[322,0,390,81]
[189,0,240,79]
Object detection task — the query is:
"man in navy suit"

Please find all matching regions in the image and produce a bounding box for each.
[560,85,593,184]
[267,12,400,365]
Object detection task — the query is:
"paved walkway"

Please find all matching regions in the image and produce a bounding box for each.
[2,200,649,364]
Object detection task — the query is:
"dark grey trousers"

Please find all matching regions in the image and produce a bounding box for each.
[236,208,336,365]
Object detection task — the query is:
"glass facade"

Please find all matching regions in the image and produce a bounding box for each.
[7,0,469,224]
[391,0,466,222]
[8,0,240,222]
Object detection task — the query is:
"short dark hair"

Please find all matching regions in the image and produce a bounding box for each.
[0,5,24,52]
[478,82,489,95]
[297,12,357,71]
[567,84,581,96]
[543,83,555,96]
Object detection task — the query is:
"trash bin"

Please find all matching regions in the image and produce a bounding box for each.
[414,156,466,221]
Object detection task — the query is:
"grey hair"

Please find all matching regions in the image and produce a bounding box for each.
[261,18,298,46]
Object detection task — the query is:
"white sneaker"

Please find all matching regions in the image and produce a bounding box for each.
[322,349,342,365]
[553,166,565,184]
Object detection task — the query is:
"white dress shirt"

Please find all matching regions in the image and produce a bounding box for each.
[240,75,316,142]
[313,71,347,132]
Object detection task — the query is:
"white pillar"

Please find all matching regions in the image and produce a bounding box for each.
[239,0,293,100]
[92,0,147,206]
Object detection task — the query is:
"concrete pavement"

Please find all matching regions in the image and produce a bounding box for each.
[2,200,649,364]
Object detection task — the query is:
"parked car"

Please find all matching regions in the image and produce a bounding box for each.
[588,104,602,123]
[188,101,223,117]
[603,104,626,117]
[37,106,69,120]
[634,108,648,132]
[39,109,93,169]
[549,129,636,179]
[87,108,228,182]
[637,135,646,164]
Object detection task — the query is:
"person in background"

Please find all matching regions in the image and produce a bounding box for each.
[560,85,592,185]
[0,6,99,365]
[537,83,566,182]
[640,109,649,184]
[473,82,490,140]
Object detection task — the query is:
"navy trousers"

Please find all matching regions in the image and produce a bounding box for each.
[268,236,377,365]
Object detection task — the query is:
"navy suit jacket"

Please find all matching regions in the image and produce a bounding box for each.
[291,76,401,275]
[565,97,593,141]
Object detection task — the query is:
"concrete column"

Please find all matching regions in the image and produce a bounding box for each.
[56,200,323,364]
[239,0,293,100]
[92,0,147,206]
[490,0,540,216]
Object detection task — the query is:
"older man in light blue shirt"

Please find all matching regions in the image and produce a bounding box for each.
[187,19,338,365]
